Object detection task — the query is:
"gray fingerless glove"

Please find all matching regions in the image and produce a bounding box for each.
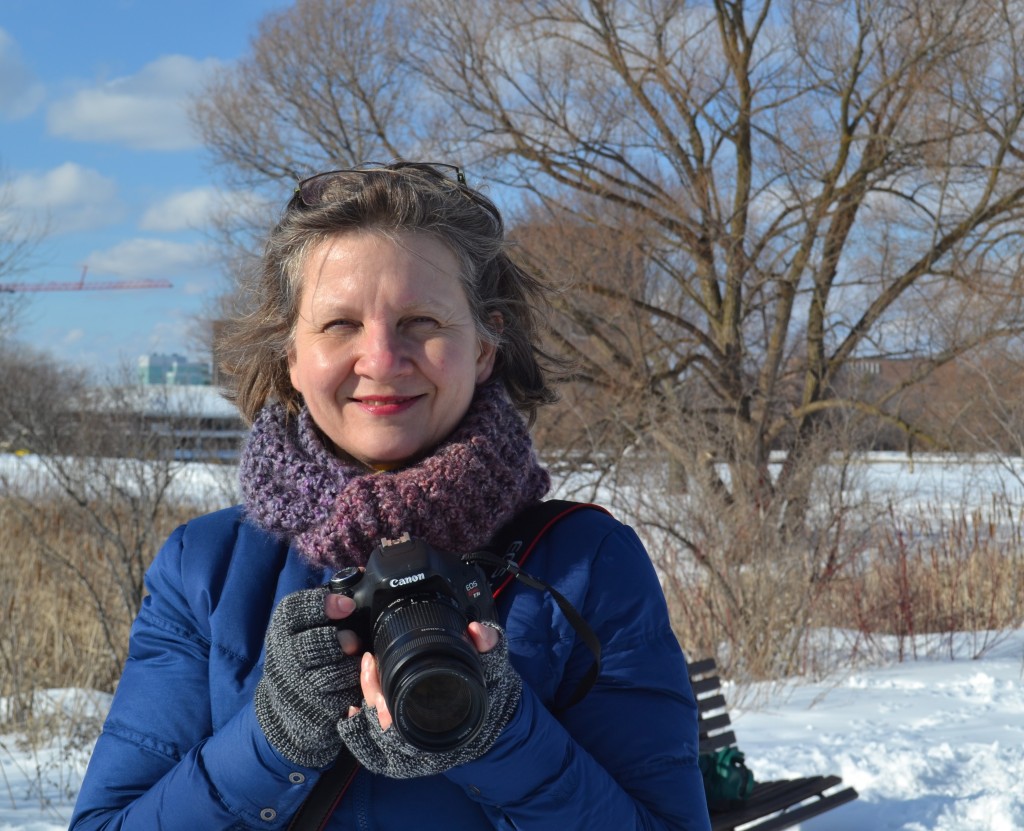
[255,586,362,768]
[336,623,522,779]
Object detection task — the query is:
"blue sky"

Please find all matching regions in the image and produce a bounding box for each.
[1,0,288,372]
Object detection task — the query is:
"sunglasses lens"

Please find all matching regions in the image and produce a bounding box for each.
[296,163,466,207]
[297,174,333,207]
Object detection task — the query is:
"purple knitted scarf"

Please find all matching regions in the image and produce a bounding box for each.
[239,383,551,569]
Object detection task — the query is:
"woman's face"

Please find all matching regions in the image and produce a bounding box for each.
[288,231,497,469]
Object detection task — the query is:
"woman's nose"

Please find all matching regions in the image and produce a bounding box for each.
[353,325,409,378]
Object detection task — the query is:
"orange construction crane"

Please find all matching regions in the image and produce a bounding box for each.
[0,265,173,293]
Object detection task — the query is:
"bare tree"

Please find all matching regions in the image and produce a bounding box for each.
[191,0,442,326]
[0,167,47,336]
[194,0,1024,672]
[413,0,1024,514]
[192,0,434,187]
[197,0,1024,501]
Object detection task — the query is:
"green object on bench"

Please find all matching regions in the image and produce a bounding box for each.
[699,746,756,809]
[687,657,859,831]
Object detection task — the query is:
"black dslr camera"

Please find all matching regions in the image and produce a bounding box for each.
[329,533,496,752]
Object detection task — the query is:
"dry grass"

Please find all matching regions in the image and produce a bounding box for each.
[0,498,198,729]
[656,496,1024,683]
[3,468,1023,720]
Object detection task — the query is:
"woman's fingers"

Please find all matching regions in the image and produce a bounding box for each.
[325,593,363,655]
[343,620,495,731]
[467,621,499,653]
[361,652,392,730]
[325,592,356,620]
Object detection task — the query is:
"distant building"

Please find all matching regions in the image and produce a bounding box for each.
[130,385,247,462]
[79,384,248,463]
[138,353,212,386]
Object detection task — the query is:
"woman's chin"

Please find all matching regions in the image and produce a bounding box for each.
[337,443,428,471]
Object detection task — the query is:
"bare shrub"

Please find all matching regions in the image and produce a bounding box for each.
[0,450,215,704]
[654,499,865,679]
[631,455,1024,684]
[0,349,239,726]
[830,501,1024,662]
[0,166,49,337]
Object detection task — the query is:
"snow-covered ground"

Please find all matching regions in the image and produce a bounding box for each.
[733,630,1024,830]
[2,630,1021,830]
[2,452,1023,829]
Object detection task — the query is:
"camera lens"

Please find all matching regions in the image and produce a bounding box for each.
[373,597,488,751]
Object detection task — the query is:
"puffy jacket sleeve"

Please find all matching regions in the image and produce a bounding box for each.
[444,515,711,831]
[68,518,326,831]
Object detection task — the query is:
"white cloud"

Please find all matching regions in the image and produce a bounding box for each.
[85,237,211,282]
[47,55,222,151]
[7,162,122,234]
[139,187,222,232]
[146,314,194,350]
[0,28,45,120]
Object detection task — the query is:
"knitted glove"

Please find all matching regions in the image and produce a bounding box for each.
[336,623,522,778]
[255,586,362,768]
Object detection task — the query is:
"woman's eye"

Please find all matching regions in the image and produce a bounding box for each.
[323,319,358,332]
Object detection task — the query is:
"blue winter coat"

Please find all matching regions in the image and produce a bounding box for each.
[70,505,711,830]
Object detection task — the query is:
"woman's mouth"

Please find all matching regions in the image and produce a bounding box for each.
[354,395,422,415]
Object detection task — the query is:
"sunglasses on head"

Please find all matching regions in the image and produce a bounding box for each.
[293,161,468,208]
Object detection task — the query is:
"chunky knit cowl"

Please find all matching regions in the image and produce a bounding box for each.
[239,382,551,570]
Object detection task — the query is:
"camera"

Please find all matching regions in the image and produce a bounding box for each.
[329,533,496,752]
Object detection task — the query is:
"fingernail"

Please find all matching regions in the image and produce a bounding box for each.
[337,629,358,654]
[328,594,356,616]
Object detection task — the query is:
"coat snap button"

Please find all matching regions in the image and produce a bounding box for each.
[259,807,277,821]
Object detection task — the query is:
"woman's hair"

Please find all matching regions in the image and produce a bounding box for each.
[218,163,561,424]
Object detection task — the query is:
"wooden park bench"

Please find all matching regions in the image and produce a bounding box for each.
[688,657,858,831]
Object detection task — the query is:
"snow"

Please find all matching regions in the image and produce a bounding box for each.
[0,452,240,506]
[729,631,1024,830]
[3,633,1021,829]
[0,689,111,831]
[2,453,1023,829]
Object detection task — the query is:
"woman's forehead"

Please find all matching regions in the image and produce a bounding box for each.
[299,231,469,308]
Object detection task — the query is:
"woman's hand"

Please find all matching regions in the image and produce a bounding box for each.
[335,621,522,778]
[253,586,363,769]
[350,621,499,730]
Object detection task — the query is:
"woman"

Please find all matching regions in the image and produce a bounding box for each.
[70,162,711,830]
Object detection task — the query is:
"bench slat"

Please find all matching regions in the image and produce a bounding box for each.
[710,785,859,831]
[690,675,723,697]
[687,657,718,676]
[696,693,728,714]
[698,712,732,735]
[698,733,736,754]
[747,776,841,807]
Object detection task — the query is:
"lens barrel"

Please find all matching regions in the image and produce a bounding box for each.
[374,596,488,751]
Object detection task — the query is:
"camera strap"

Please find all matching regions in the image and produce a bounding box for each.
[288,499,605,831]
[470,498,608,711]
[286,751,359,831]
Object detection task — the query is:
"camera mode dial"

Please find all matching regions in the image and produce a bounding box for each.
[329,567,362,595]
